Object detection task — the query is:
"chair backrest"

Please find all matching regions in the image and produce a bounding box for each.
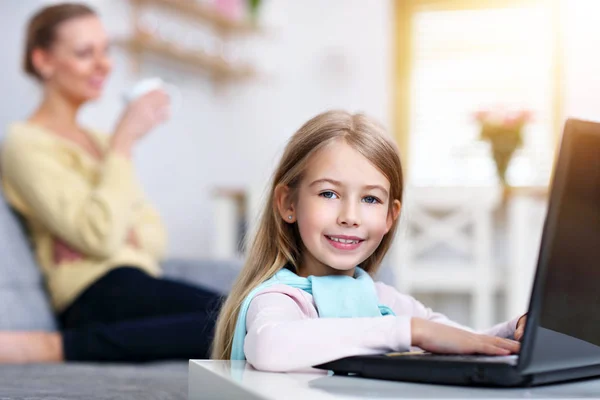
[393,186,502,329]
[398,186,501,268]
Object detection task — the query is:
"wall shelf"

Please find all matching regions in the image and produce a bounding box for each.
[116,33,256,80]
[121,0,262,81]
[132,0,261,36]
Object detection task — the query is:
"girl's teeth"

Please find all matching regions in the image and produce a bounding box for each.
[329,236,359,244]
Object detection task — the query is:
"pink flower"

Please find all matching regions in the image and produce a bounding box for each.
[474,110,489,123]
[474,108,532,128]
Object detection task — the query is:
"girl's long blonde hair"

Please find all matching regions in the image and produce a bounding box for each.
[211,110,405,359]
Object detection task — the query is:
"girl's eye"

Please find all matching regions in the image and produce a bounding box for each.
[320,191,338,199]
[362,196,381,204]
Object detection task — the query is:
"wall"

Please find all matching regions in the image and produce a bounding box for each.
[0,1,45,130]
[4,0,394,259]
[562,0,600,123]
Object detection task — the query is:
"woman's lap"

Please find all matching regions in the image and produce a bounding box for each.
[59,266,224,330]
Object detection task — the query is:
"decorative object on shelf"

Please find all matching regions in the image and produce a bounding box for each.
[247,0,262,22]
[474,108,532,187]
[213,0,244,22]
[133,0,261,34]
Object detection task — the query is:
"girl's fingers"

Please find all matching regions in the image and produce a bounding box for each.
[480,343,511,355]
[493,337,521,353]
[514,328,524,341]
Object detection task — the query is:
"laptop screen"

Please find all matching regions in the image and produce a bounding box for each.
[522,119,600,374]
[540,122,600,345]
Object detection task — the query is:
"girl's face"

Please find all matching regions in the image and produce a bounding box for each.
[278,139,401,277]
[34,15,112,103]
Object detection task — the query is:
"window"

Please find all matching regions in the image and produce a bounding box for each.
[400,1,559,187]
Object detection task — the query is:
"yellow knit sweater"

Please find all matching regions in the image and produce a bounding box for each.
[1,122,166,312]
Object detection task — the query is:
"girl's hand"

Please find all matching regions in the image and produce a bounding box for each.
[411,318,521,355]
[514,314,528,341]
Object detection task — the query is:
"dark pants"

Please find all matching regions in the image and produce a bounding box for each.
[58,267,224,362]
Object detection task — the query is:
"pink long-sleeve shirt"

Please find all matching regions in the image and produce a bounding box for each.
[244,282,520,372]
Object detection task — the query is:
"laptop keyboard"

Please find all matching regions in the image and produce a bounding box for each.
[385,352,519,365]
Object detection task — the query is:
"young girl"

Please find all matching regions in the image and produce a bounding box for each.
[212,110,526,372]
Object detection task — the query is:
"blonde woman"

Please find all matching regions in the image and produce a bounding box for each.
[0,3,221,363]
[212,110,527,371]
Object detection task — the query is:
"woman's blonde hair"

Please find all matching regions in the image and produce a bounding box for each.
[211,110,404,359]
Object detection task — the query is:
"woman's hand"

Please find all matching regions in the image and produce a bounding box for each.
[53,228,139,264]
[514,314,527,341]
[111,90,170,156]
[411,318,521,355]
[127,229,140,249]
[53,238,82,264]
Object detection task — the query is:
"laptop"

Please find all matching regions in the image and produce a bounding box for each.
[315,118,600,387]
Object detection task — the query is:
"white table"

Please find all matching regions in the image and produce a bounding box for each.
[189,360,600,399]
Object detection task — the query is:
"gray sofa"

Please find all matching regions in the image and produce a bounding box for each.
[0,183,398,399]
[0,186,243,400]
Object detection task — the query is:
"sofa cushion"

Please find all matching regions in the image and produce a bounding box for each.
[0,188,56,331]
[161,258,243,294]
[161,257,397,292]
[0,361,188,399]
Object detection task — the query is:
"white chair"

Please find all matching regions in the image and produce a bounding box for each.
[392,186,502,330]
[212,187,247,259]
[211,183,268,259]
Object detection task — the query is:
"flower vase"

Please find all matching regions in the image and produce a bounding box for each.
[490,140,518,187]
[475,109,530,191]
[484,127,523,188]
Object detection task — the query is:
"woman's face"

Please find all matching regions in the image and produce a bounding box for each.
[36,15,112,103]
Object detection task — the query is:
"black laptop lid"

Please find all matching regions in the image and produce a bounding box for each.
[520,119,600,374]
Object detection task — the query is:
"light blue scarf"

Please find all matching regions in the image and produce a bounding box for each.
[230,266,395,360]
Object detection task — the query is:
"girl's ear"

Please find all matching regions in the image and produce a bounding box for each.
[274,184,296,223]
[385,200,402,233]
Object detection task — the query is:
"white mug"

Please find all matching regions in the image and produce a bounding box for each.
[123,77,182,112]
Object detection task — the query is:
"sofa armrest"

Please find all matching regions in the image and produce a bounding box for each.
[161,258,243,294]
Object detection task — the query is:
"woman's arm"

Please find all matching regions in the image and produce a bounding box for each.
[130,202,168,261]
[2,135,142,258]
